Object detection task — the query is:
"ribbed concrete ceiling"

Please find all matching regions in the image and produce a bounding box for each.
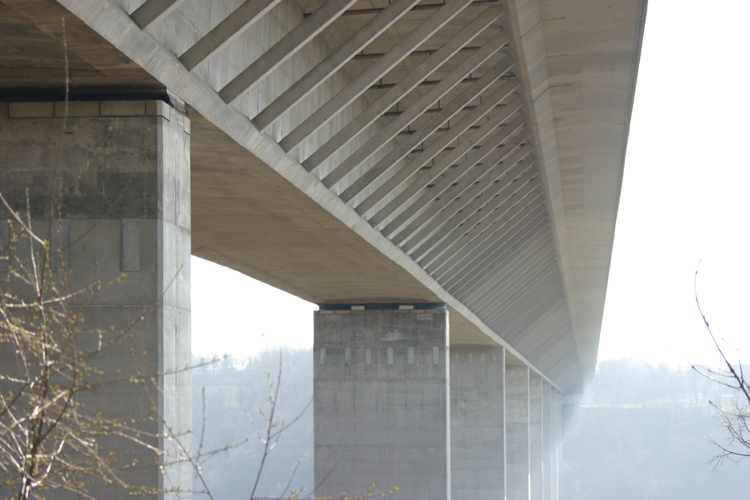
[0,0,646,389]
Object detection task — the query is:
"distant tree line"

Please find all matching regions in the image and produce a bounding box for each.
[192,348,314,500]
[561,358,750,500]
[192,352,750,500]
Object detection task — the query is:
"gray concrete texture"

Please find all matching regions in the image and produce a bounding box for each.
[505,363,530,500]
[542,381,556,500]
[550,389,561,500]
[125,0,393,181]
[529,372,543,500]
[314,308,450,500]
[0,0,645,390]
[450,346,505,500]
[0,101,192,500]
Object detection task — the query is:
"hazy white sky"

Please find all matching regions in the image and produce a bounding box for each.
[192,0,750,368]
[596,0,750,367]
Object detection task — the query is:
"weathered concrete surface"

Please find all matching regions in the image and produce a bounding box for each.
[504,0,648,378]
[314,306,450,500]
[542,381,552,499]
[0,101,192,499]
[450,346,506,500]
[506,362,530,500]
[550,389,561,500]
[529,372,543,500]
[0,0,646,391]
[542,381,557,500]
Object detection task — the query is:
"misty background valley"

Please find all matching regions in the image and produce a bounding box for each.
[192,349,749,499]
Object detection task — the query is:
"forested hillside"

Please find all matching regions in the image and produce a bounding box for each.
[192,348,314,500]
[561,359,749,499]
[191,352,748,499]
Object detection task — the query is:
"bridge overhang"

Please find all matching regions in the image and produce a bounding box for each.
[0,0,646,390]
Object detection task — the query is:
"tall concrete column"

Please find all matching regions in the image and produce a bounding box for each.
[450,346,505,500]
[314,304,450,500]
[542,381,552,500]
[505,362,530,500]
[529,373,543,500]
[0,100,191,499]
[551,389,561,500]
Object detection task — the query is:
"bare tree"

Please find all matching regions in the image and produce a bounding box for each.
[692,267,750,466]
[0,17,396,498]
[0,193,386,500]
[0,190,175,500]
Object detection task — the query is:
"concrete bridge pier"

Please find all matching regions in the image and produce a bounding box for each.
[529,372,543,500]
[550,389,562,500]
[542,381,552,500]
[0,100,192,499]
[506,363,530,500]
[313,304,451,500]
[314,304,562,500]
[450,346,506,500]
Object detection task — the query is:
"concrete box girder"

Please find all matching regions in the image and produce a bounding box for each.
[0,0,646,389]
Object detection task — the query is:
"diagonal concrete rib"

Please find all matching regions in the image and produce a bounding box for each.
[466,241,556,311]
[482,267,563,332]
[413,164,534,264]
[320,33,511,185]
[278,0,476,152]
[434,201,547,287]
[252,0,425,131]
[379,121,528,238]
[424,192,544,275]
[300,6,505,172]
[372,124,519,232]
[483,267,562,329]
[358,96,524,219]
[418,191,544,273]
[131,0,187,29]
[399,145,534,252]
[407,162,538,260]
[372,117,526,232]
[447,213,548,294]
[392,141,532,246]
[337,67,516,203]
[218,0,360,104]
[474,254,558,323]
[56,0,568,390]
[179,0,285,72]
[456,229,552,302]
[430,204,547,285]
[379,125,527,238]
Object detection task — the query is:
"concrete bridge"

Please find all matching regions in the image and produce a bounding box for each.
[0,0,646,498]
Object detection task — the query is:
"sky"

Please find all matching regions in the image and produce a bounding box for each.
[191,0,750,369]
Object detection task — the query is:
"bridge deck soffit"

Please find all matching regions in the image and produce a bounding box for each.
[0,0,645,389]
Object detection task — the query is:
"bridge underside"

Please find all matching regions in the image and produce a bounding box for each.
[1,1,646,498]
[0,0,645,390]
